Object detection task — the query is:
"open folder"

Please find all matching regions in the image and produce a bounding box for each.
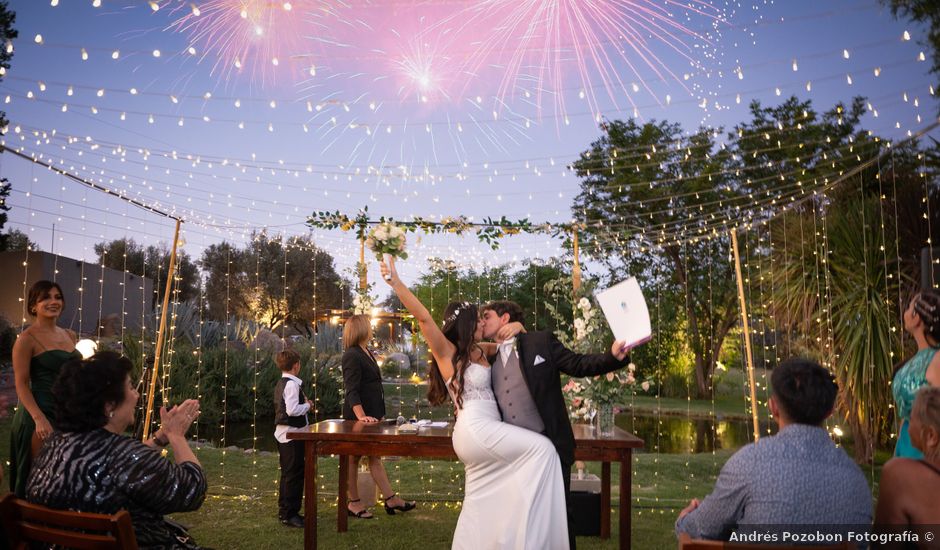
[594,277,652,349]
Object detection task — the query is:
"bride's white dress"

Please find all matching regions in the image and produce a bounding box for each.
[449,363,569,550]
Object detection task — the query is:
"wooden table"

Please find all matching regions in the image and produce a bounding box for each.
[289,420,644,549]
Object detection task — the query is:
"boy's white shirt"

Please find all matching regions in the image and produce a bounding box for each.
[274,373,310,444]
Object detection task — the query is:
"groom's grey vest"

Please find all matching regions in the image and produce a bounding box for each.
[492,344,545,433]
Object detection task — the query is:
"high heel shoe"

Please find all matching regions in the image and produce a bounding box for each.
[346,498,373,519]
[383,493,416,515]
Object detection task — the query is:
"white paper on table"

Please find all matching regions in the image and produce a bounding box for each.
[429,421,449,428]
[594,277,652,349]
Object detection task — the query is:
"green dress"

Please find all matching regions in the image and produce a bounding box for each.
[892,347,936,459]
[8,348,81,497]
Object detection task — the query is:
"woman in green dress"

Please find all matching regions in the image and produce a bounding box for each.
[894,290,940,458]
[9,280,79,497]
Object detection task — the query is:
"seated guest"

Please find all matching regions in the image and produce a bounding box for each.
[875,386,940,541]
[27,352,207,549]
[675,358,871,541]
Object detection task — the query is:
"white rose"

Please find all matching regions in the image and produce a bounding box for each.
[390,226,405,238]
[641,381,650,391]
[573,318,586,331]
[373,227,388,241]
[628,362,636,372]
[578,297,590,309]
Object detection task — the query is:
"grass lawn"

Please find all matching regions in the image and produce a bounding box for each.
[0,382,884,550]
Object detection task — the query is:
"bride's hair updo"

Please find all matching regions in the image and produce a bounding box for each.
[427,301,479,410]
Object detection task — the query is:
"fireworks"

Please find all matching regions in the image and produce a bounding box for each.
[168,0,331,88]
[427,0,726,121]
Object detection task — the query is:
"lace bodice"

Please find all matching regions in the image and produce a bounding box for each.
[449,362,496,405]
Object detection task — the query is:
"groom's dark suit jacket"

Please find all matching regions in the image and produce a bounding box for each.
[509,330,630,466]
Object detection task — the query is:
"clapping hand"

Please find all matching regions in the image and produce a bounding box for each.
[160,399,201,438]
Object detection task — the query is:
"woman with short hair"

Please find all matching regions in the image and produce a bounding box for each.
[27,352,207,549]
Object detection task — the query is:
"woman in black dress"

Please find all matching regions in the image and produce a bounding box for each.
[27,352,206,549]
[342,314,415,518]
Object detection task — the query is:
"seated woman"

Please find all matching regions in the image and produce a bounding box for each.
[27,352,207,549]
[875,386,940,544]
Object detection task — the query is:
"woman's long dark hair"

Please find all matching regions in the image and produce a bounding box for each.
[427,301,479,410]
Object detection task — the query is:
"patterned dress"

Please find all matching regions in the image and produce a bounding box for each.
[892,347,936,458]
[27,429,207,549]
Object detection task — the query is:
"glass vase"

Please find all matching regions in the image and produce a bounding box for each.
[596,402,616,437]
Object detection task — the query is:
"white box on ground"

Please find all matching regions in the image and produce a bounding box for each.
[570,473,601,493]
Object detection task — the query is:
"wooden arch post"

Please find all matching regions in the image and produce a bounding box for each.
[572,227,582,294]
[142,218,181,441]
[730,228,761,442]
[359,236,367,291]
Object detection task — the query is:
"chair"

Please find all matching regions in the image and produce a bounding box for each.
[678,532,854,550]
[0,493,138,549]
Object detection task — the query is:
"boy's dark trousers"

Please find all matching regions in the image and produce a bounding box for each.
[277,438,305,519]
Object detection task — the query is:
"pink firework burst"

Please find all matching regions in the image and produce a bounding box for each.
[432,0,725,121]
[168,0,329,88]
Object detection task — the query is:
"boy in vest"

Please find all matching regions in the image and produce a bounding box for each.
[274,349,314,528]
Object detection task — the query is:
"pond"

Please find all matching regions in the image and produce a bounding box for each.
[195,412,776,455]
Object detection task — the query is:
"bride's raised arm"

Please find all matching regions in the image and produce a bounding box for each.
[380,258,456,381]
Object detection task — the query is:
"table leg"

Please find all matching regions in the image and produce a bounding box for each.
[338,455,349,532]
[620,451,631,550]
[303,441,317,550]
[601,461,611,539]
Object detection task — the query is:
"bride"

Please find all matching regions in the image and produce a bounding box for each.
[381,258,569,550]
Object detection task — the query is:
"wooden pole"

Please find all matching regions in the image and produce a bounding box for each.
[359,236,367,291]
[572,229,582,294]
[142,218,181,441]
[730,229,761,442]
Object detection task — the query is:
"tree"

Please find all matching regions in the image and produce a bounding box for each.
[200,232,349,333]
[3,228,38,251]
[571,118,739,397]
[406,261,567,332]
[0,178,9,250]
[94,238,200,307]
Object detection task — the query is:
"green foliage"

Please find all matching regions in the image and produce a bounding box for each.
[1,229,39,252]
[94,238,200,306]
[406,260,567,331]
[161,343,343,424]
[380,357,401,378]
[768,138,940,461]
[200,232,350,333]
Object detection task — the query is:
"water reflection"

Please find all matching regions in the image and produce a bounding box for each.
[616,414,777,454]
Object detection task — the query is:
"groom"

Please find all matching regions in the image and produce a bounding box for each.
[480,300,632,550]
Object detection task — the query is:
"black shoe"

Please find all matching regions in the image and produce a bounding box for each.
[383,494,416,515]
[280,515,304,528]
[346,498,374,519]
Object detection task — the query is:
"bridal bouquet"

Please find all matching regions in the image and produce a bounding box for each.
[366,222,408,261]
